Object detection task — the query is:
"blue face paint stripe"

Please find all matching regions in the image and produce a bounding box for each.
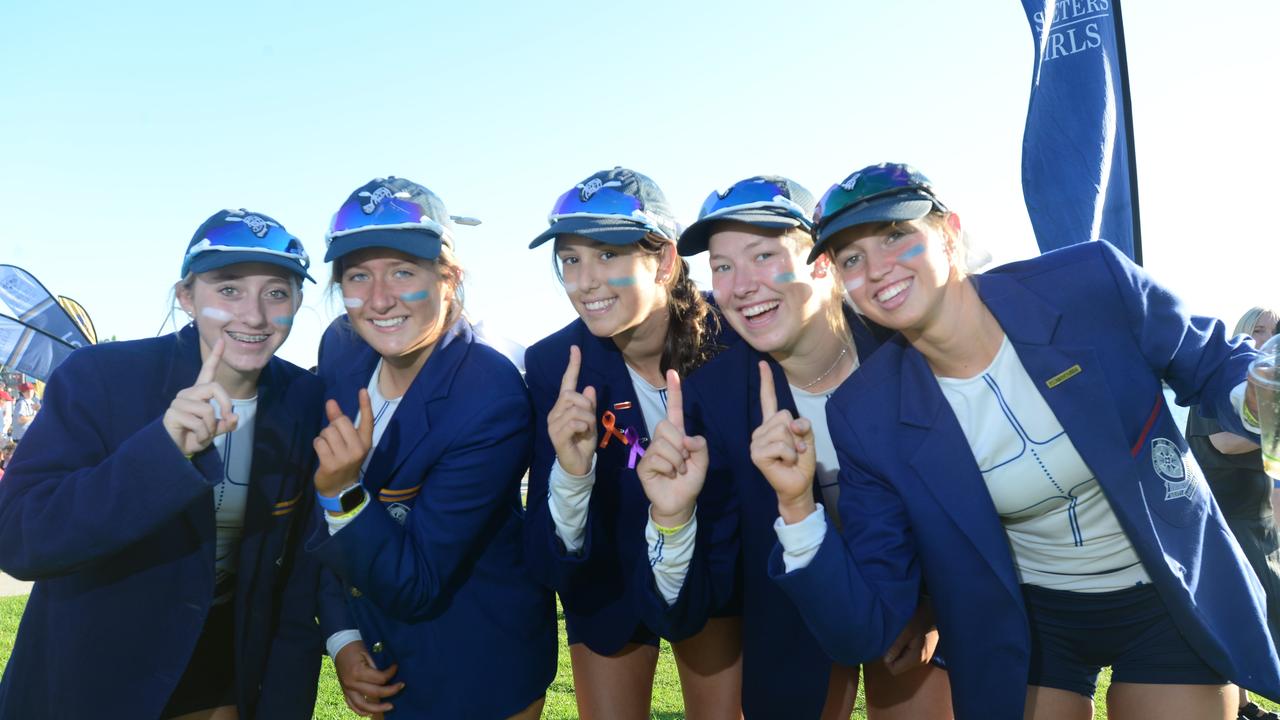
[606,276,637,287]
[773,271,797,284]
[897,244,925,261]
[399,290,430,302]
[272,316,294,326]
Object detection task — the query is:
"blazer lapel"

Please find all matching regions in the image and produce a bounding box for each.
[580,331,646,460]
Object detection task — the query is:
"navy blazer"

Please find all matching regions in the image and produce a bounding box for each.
[309,317,557,718]
[771,241,1280,719]
[0,325,324,720]
[641,310,886,718]
[523,307,740,655]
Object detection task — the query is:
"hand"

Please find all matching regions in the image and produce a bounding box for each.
[547,345,598,477]
[162,338,238,455]
[314,389,374,498]
[751,361,817,524]
[333,641,403,717]
[636,369,707,528]
[881,598,940,675]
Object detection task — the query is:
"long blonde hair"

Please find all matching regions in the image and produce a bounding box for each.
[1234,306,1280,341]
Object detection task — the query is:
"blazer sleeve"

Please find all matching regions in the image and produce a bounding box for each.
[0,351,218,579]
[1098,241,1257,436]
[769,400,922,665]
[256,491,324,719]
[636,375,742,641]
[311,386,534,624]
[522,343,593,590]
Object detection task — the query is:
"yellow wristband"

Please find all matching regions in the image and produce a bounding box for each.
[1243,399,1261,428]
[653,512,693,536]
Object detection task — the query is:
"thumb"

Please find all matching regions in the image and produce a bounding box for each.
[325,399,345,423]
[582,385,597,412]
[683,434,707,456]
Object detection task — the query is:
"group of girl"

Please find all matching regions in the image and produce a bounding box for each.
[0,163,1276,720]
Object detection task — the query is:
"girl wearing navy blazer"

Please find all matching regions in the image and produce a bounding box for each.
[523,167,742,719]
[0,209,325,720]
[636,176,953,719]
[764,162,1280,719]
[308,176,556,719]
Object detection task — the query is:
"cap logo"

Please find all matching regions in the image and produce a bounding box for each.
[225,213,275,238]
[579,178,622,202]
[359,186,395,214]
[839,172,862,192]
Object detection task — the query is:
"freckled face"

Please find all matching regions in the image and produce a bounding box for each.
[178,262,299,375]
[707,228,825,356]
[828,219,956,335]
[555,235,668,339]
[339,247,450,362]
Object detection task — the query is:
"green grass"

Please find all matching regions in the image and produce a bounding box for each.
[2,594,1277,718]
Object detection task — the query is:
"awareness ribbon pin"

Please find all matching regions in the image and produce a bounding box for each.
[624,427,645,469]
[598,411,629,449]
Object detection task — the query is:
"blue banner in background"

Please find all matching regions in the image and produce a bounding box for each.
[0,315,76,382]
[0,265,92,351]
[1019,0,1141,263]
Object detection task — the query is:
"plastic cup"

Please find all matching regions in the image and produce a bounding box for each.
[1248,335,1280,480]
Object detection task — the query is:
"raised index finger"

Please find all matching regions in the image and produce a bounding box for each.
[665,369,684,433]
[196,337,226,385]
[759,361,778,417]
[560,345,582,393]
[354,388,374,449]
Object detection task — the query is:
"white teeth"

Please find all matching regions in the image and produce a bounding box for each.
[741,301,779,318]
[228,332,268,343]
[876,280,910,303]
[584,298,616,311]
[372,317,406,328]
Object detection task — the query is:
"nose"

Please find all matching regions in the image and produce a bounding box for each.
[731,266,758,298]
[864,246,893,282]
[367,275,396,313]
[242,296,267,328]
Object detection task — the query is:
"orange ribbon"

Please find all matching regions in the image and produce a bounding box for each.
[598,410,629,449]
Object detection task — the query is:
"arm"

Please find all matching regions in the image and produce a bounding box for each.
[312,388,533,623]
[636,373,741,641]
[0,353,218,579]
[1208,432,1260,455]
[769,401,922,665]
[1099,242,1257,436]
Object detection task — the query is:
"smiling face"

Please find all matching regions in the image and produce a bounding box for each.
[827,216,962,337]
[708,224,831,356]
[177,262,300,388]
[338,247,453,364]
[554,234,671,339]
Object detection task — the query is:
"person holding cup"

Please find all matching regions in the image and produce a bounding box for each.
[765,162,1280,719]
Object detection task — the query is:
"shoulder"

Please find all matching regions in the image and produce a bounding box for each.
[51,334,177,388]
[526,319,588,367]
[451,326,528,399]
[831,335,909,415]
[266,356,324,406]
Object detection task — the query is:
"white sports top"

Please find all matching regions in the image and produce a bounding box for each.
[936,336,1150,592]
[212,397,257,604]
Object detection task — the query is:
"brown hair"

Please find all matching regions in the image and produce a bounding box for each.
[637,234,720,377]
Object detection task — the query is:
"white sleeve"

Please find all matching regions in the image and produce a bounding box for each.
[1232,381,1261,433]
[773,504,828,573]
[548,455,597,554]
[325,629,363,659]
[645,507,697,607]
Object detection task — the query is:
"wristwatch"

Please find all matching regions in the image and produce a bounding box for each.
[317,483,367,514]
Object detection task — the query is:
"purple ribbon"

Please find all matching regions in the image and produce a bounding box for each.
[625,427,646,469]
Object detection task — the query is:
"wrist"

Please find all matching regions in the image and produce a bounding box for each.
[777,496,817,525]
[317,483,367,515]
[650,505,694,530]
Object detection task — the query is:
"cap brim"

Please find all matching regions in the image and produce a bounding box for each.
[808,195,936,263]
[528,217,652,249]
[677,210,804,257]
[186,251,316,283]
[324,228,443,263]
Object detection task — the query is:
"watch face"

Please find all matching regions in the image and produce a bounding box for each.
[340,485,366,513]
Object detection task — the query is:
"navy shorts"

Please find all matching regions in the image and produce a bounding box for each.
[160,601,237,718]
[566,618,660,650]
[1023,583,1225,697]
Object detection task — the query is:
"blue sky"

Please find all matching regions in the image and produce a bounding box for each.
[2,1,1276,370]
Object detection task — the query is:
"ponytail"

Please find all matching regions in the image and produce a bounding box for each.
[633,235,721,377]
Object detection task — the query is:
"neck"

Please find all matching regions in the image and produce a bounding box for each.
[378,343,435,399]
[613,306,670,387]
[907,278,1004,378]
[773,313,853,394]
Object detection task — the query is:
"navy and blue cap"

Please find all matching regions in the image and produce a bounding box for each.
[528,167,680,248]
[324,176,457,263]
[677,175,816,257]
[181,209,315,282]
[808,162,947,263]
